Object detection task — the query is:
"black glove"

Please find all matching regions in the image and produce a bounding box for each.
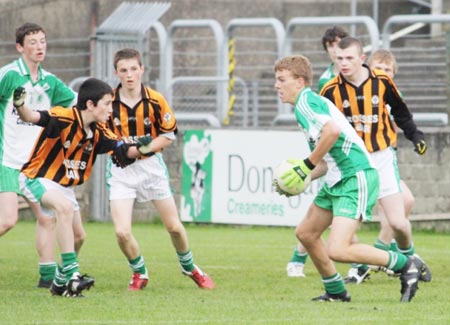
[414,139,427,155]
[13,87,26,108]
[112,141,136,168]
[137,135,154,157]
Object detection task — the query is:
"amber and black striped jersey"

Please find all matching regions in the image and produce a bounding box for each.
[108,84,178,148]
[320,64,424,153]
[21,106,119,186]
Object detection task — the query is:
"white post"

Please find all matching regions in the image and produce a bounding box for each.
[350,0,357,36]
[373,0,379,28]
[431,0,443,37]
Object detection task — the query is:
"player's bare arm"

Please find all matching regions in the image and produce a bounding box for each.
[311,160,327,180]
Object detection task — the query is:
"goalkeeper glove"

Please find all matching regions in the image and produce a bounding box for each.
[414,139,427,155]
[272,179,295,197]
[13,87,26,108]
[281,158,315,189]
[137,135,154,157]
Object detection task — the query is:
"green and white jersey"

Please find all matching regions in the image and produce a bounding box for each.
[317,64,335,92]
[0,57,76,169]
[294,87,374,188]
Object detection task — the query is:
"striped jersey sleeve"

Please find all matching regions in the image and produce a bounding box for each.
[22,107,118,186]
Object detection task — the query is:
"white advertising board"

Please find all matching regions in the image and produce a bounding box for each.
[180,129,322,226]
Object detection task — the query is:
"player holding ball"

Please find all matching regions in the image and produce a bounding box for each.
[273,54,424,302]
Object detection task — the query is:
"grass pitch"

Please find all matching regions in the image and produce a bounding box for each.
[0,221,449,324]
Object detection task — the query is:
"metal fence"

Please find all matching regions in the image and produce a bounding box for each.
[1,14,448,129]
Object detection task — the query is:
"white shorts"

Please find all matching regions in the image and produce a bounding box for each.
[18,173,80,217]
[106,153,172,202]
[370,147,401,199]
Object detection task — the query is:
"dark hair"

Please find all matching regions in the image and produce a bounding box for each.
[321,26,349,51]
[113,48,142,70]
[76,78,113,110]
[16,23,45,46]
[338,36,364,55]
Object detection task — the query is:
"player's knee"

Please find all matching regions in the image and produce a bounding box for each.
[404,196,415,214]
[74,229,86,246]
[115,227,132,243]
[165,220,184,236]
[389,219,409,234]
[0,208,19,230]
[326,245,346,262]
[296,228,314,245]
[0,212,19,234]
[36,214,55,228]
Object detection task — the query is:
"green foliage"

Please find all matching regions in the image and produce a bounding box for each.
[1,221,449,324]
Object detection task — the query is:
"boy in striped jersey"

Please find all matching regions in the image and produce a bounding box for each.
[0,23,85,288]
[320,37,431,284]
[13,77,152,297]
[106,48,214,291]
[273,55,423,302]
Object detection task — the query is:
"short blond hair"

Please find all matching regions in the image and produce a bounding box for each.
[367,49,398,74]
[273,55,313,86]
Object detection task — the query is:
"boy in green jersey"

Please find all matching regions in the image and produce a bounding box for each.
[273,54,424,302]
[287,26,349,278]
[0,23,85,288]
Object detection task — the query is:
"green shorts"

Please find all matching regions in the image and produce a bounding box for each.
[314,168,379,221]
[0,164,21,194]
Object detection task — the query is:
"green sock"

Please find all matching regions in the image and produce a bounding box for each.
[374,239,391,251]
[177,250,194,272]
[61,252,79,280]
[350,263,367,270]
[290,246,308,264]
[54,264,66,286]
[128,255,147,275]
[390,240,399,252]
[387,251,408,272]
[398,242,415,256]
[322,273,346,294]
[39,262,57,281]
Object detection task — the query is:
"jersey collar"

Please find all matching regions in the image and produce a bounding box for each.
[113,83,149,103]
[337,63,375,85]
[16,57,43,80]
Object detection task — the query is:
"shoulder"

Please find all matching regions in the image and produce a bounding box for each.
[320,76,339,95]
[371,68,391,81]
[370,68,397,90]
[40,69,67,86]
[0,61,21,81]
[298,88,325,109]
[49,106,75,119]
[97,121,116,136]
[145,87,167,103]
[40,67,56,78]
[318,65,334,80]
[144,87,172,112]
